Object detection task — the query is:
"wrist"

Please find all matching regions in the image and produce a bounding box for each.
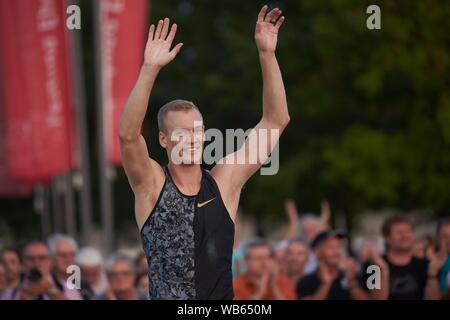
[141,63,161,74]
[258,51,276,60]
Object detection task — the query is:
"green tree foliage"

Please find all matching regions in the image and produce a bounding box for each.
[145,0,450,220]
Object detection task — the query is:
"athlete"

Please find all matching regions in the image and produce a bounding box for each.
[119,5,290,299]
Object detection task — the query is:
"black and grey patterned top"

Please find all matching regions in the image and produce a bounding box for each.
[140,165,235,300]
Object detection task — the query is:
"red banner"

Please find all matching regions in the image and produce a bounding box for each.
[0,102,33,196]
[0,0,78,184]
[99,0,150,165]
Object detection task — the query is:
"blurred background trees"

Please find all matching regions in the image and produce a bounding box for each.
[1,0,449,240]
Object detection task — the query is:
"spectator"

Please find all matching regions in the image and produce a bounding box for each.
[284,237,310,286]
[299,200,331,274]
[272,240,288,275]
[233,239,296,300]
[135,272,149,299]
[0,262,8,299]
[0,247,23,291]
[436,218,450,294]
[357,240,382,265]
[13,241,66,300]
[47,234,83,300]
[134,251,148,276]
[76,247,109,299]
[412,235,434,260]
[363,215,445,300]
[296,230,369,300]
[99,253,147,300]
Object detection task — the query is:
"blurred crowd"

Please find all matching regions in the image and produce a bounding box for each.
[1,200,449,300]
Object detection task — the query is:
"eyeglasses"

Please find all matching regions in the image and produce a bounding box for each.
[24,255,50,262]
[108,270,133,278]
[55,252,76,258]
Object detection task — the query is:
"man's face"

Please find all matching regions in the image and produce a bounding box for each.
[108,261,135,294]
[81,265,102,285]
[285,242,309,274]
[245,246,271,278]
[386,222,414,253]
[302,219,321,242]
[53,241,76,274]
[315,237,343,268]
[274,247,286,271]
[439,224,450,255]
[1,250,22,281]
[160,109,204,165]
[23,243,52,276]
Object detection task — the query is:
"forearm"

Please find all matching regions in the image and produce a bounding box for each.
[259,52,290,127]
[424,277,442,300]
[119,65,160,141]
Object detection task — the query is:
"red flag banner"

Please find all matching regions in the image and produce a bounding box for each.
[98,0,150,165]
[0,0,78,183]
[0,100,33,197]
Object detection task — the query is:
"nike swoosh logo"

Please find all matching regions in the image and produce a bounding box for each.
[197,197,216,208]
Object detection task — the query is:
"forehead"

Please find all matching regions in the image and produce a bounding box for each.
[320,236,342,248]
[165,108,203,130]
[391,222,412,231]
[55,240,75,251]
[288,241,308,251]
[26,244,49,255]
[248,245,270,256]
[112,260,132,270]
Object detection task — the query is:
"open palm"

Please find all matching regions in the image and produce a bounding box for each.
[144,18,183,68]
[255,5,285,53]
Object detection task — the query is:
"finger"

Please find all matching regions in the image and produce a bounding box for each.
[272,9,283,24]
[147,24,155,41]
[169,42,183,58]
[275,16,285,29]
[166,23,178,44]
[265,8,280,23]
[257,5,268,23]
[161,17,170,40]
[155,19,163,39]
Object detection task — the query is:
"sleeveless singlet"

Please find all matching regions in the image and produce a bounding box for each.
[140,165,235,300]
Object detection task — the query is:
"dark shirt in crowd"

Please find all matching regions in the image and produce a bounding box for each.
[362,255,429,300]
[296,269,352,300]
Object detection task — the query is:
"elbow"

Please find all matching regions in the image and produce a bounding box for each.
[118,128,138,144]
[279,114,291,128]
[284,114,291,127]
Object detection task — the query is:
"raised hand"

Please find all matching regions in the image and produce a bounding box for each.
[255,5,285,54]
[144,18,183,69]
[428,238,448,276]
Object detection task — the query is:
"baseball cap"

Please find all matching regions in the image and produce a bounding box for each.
[311,230,346,249]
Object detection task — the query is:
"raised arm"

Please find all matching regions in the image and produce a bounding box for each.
[119,18,183,194]
[212,6,290,220]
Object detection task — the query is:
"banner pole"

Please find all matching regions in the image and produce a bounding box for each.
[94,0,114,254]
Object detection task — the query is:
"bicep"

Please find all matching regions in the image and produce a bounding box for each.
[213,118,284,191]
[119,134,162,192]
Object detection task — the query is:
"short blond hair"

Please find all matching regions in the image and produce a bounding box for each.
[157,99,201,133]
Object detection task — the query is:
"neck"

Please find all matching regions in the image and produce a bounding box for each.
[287,269,304,284]
[116,288,137,300]
[55,269,69,281]
[8,277,21,288]
[387,249,412,266]
[247,272,263,284]
[168,163,202,195]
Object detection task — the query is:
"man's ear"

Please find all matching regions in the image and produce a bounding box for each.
[159,131,167,148]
